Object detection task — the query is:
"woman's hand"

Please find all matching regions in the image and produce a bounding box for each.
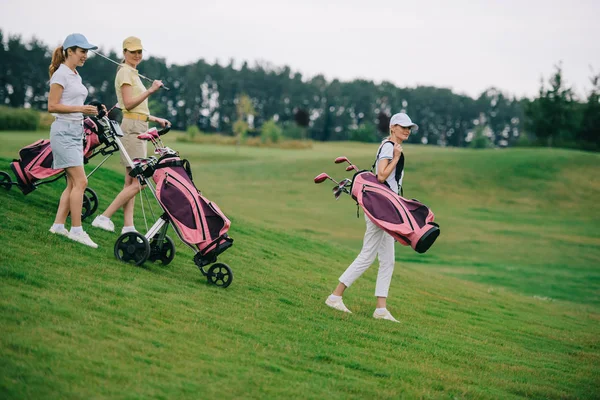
[149,80,163,94]
[393,143,403,159]
[81,105,98,115]
[152,117,170,128]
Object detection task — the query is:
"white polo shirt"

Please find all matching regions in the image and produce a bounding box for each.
[49,64,88,121]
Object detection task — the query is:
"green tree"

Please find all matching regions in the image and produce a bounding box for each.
[234,93,255,144]
[525,64,575,147]
[577,72,600,151]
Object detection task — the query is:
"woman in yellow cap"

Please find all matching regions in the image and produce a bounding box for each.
[92,36,169,234]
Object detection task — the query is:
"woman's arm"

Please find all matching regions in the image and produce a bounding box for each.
[121,80,163,111]
[47,84,97,114]
[376,143,402,183]
[148,115,170,127]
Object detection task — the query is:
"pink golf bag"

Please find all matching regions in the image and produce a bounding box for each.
[351,171,439,253]
[8,117,108,195]
[151,155,232,259]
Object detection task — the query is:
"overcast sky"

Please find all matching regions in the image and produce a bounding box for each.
[2,0,599,99]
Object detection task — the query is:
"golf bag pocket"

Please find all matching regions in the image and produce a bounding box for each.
[11,139,61,194]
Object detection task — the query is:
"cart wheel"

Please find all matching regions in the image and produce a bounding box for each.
[207,263,233,288]
[81,194,92,220]
[85,187,99,217]
[148,235,176,265]
[0,171,12,191]
[114,232,150,266]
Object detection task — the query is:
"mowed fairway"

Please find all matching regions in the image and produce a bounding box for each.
[0,130,599,399]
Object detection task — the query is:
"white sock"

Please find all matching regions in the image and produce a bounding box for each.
[328,294,342,302]
[375,308,387,313]
[97,215,110,221]
[70,226,83,234]
[52,223,65,231]
[122,226,136,233]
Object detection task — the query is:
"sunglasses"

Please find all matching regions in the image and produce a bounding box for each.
[127,50,143,55]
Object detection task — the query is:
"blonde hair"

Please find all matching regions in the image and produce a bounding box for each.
[49,46,65,78]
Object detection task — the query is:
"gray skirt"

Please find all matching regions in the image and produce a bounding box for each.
[50,119,84,169]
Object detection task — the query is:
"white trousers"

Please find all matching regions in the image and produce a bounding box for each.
[339,214,396,297]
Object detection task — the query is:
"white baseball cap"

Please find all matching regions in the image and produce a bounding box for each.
[389,113,418,131]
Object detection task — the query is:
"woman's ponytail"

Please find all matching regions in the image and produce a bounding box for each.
[49,46,65,78]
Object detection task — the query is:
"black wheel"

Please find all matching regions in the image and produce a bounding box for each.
[85,187,99,216]
[207,263,233,288]
[148,235,176,265]
[81,195,92,220]
[0,171,12,191]
[114,232,150,266]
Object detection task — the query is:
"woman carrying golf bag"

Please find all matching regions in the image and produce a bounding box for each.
[325,112,418,323]
[47,33,103,248]
[92,36,170,235]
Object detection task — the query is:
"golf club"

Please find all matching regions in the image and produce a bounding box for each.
[345,165,358,172]
[91,50,170,91]
[314,173,339,185]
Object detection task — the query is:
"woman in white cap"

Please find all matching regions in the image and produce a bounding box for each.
[325,112,418,322]
[47,33,102,248]
[92,36,169,234]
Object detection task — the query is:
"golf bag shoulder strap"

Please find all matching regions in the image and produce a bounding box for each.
[371,140,394,171]
[372,141,405,194]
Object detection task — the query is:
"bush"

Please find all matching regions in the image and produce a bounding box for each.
[469,126,493,149]
[260,119,283,143]
[514,132,535,147]
[186,125,201,140]
[0,106,40,131]
[39,112,54,130]
[349,123,378,143]
[282,124,306,140]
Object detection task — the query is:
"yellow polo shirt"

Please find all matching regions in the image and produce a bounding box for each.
[115,64,150,115]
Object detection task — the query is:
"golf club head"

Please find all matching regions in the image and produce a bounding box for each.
[345,165,358,172]
[334,187,343,200]
[314,173,329,184]
[334,156,349,164]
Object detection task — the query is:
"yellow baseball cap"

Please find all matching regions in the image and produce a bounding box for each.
[123,36,143,51]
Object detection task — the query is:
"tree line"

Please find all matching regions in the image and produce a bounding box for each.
[0,30,598,150]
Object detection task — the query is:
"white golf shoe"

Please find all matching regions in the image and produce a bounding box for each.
[325,297,352,313]
[121,226,137,235]
[373,309,400,323]
[92,216,115,232]
[67,230,98,248]
[49,226,69,237]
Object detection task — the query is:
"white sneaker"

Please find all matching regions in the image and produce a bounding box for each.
[67,230,98,248]
[49,226,69,236]
[373,309,400,323]
[121,226,138,234]
[92,216,115,232]
[325,297,352,313]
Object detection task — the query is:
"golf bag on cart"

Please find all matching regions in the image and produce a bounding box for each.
[112,126,235,288]
[314,156,440,254]
[0,106,120,220]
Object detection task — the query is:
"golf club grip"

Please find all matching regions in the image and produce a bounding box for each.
[158,125,171,136]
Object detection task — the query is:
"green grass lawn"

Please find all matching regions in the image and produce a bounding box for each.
[0,130,599,399]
